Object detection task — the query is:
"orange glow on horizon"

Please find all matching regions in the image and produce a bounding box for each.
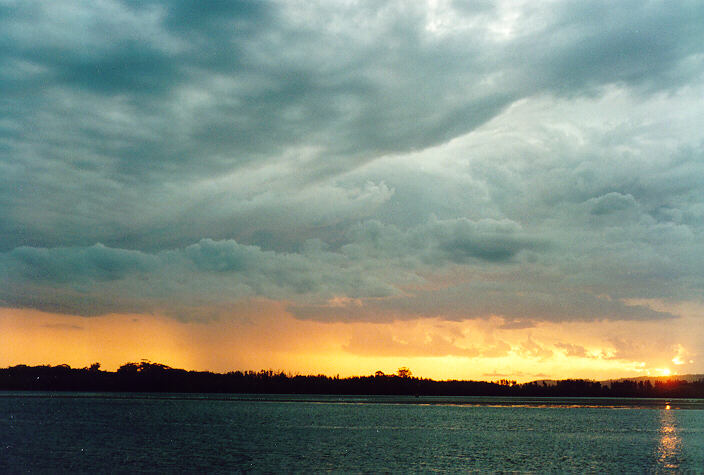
[1,303,703,382]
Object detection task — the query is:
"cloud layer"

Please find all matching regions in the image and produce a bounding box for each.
[1,0,703,326]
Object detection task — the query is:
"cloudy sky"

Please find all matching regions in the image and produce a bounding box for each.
[2,0,704,380]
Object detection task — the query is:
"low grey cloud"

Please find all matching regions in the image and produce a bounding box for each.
[289,283,678,323]
[1,1,703,326]
[4,244,158,284]
[497,319,535,330]
[340,217,543,264]
[588,192,638,216]
[0,217,544,318]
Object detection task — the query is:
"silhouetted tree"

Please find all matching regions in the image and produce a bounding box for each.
[397,367,412,378]
[3,362,704,397]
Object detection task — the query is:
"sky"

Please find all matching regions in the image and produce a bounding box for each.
[1,0,704,381]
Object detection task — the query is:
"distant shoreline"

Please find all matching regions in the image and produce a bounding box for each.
[3,362,704,398]
[4,392,704,410]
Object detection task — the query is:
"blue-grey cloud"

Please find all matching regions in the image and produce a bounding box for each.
[0,217,544,317]
[4,244,158,284]
[588,192,638,216]
[1,0,703,325]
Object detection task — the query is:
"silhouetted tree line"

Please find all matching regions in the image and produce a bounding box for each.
[2,362,704,398]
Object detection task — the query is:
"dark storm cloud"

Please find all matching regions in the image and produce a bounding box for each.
[4,244,157,283]
[588,193,638,215]
[2,1,701,209]
[340,218,545,266]
[517,0,704,93]
[431,218,544,263]
[0,218,542,317]
[1,0,703,323]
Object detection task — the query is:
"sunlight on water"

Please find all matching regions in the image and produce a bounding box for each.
[657,404,681,470]
[3,394,704,472]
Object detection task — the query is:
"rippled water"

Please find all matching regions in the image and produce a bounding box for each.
[2,393,704,472]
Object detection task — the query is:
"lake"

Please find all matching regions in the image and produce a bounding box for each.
[2,392,704,472]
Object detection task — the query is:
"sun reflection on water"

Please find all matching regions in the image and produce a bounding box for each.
[656,403,681,470]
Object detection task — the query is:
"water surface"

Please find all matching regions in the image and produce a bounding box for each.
[2,392,703,472]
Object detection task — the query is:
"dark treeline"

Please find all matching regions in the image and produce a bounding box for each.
[2,361,704,398]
